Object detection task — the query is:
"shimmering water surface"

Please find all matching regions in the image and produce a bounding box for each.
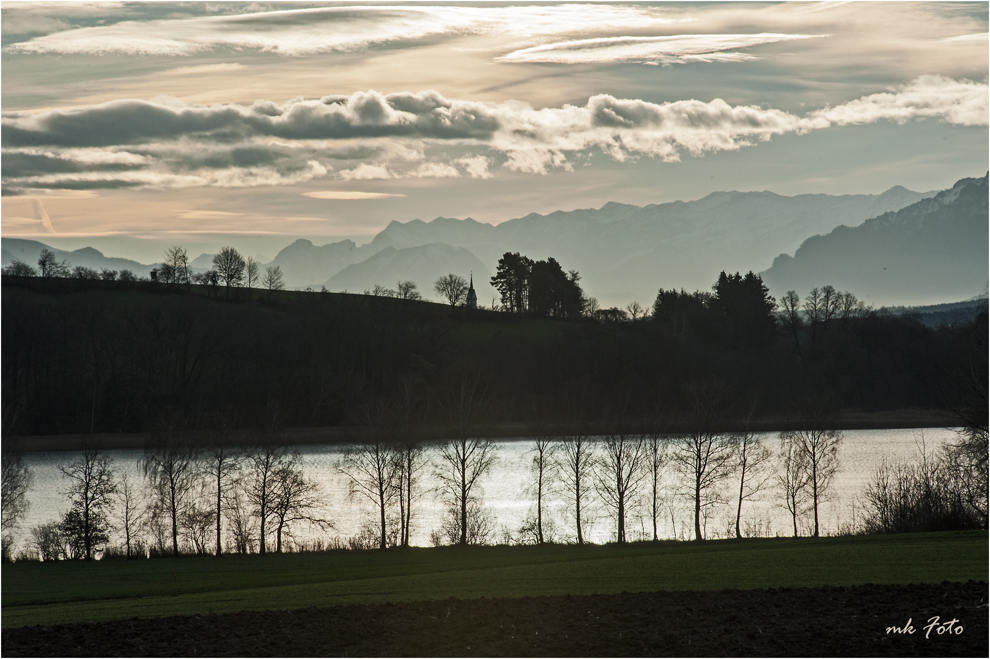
[11,428,955,552]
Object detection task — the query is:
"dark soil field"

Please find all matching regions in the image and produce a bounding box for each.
[3,581,986,657]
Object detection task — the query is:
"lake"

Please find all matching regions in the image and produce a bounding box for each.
[9,427,957,553]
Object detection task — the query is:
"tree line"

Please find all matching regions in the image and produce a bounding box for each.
[2,259,983,436]
[4,377,985,562]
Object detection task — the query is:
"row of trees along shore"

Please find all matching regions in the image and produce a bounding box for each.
[2,376,986,561]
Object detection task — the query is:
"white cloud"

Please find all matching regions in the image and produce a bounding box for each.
[5,4,687,56]
[4,77,984,192]
[811,75,989,128]
[498,33,826,65]
[411,162,461,179]
[339,164,394,181]
[457,156,492,179]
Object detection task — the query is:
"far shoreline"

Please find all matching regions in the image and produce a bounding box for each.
[11,409,954,453]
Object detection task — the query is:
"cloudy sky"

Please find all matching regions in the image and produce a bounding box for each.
[1,1,987,262]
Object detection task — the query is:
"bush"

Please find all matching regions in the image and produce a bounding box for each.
[862,445,984,534]
[429,502,496,547]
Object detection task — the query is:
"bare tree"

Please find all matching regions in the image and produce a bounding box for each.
[392,378,427,547]
[245,257,259,289]
[2,260,37,277]
[117,474,144,558]
[1,438,31,541]
[556,428,595,545]
[778,432,811,537]
[396,280,423,301]
[369,283,397,297]
[243,407,294,555]
[671,381,738,541]
[213,246,246,294]
[595,431,647,543]
[203,413,241,556]
[625,301,645,320]
[268,461,330,553]
[143,414,198,556]
[263,265,285,301]
[780,417,842,538]
[71,265,100,279]
[434,274,469,306]
[162,245,190,285]
[223,484,257,554]
[733,416,773,538]
[435,372,498,545]
[527,420,558,545]
[340,399,400,550]
[37,248,70,278]
[58,444,118,560]
[643,431,669,541]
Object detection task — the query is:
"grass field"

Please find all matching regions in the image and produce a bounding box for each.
[2,531,986,629]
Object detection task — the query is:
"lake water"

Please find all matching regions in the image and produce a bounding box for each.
[8,428,957,554]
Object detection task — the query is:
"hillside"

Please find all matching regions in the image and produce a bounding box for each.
[762,174,989,307]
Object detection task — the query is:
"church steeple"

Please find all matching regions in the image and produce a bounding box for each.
[466,272,478,309]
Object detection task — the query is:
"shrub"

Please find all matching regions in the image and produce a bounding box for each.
[862,444,984,534]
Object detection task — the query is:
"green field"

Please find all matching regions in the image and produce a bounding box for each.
[2,531,986,629]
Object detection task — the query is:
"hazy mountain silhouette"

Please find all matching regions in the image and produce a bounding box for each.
[4,181,947,306]
[361,185,934,304]
[265,238,367,288]
[762,174,989,307]
[324,243,494,302]
[1,238,154,276]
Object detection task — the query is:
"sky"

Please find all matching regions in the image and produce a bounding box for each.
[1,0,987,263]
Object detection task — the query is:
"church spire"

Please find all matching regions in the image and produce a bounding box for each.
[466,271,478,309]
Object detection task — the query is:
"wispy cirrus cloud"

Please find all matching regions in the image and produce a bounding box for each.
[304,191,407,200]
[497,33,826,65]
[938,33,989,45]
[2,76,985,194]
[4,4,688,56]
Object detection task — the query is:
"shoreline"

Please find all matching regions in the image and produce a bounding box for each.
[10,409,953,453]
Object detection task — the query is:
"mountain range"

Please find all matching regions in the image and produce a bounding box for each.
[761,174,988,306]
[4,176,984,308]
[265,181,936,305]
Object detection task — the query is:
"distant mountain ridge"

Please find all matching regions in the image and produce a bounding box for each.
[761,174,989,306]
[314,184,936,304]
[7,178,971,308]
[1,238,154,277]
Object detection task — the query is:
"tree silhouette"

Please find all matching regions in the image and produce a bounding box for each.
[435,371,498,545]
[58,444,117,559]
[162,246,191,285]
[341,399,400,549]
[491,252,532,313]
[595,431,647,543]
[213,246,246,295]
[262,265,285,300]
[143,414,198,556]
[780,403,842,538]
[671,381,737,541]
[37,249,69,278]
[434,273,469,306]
